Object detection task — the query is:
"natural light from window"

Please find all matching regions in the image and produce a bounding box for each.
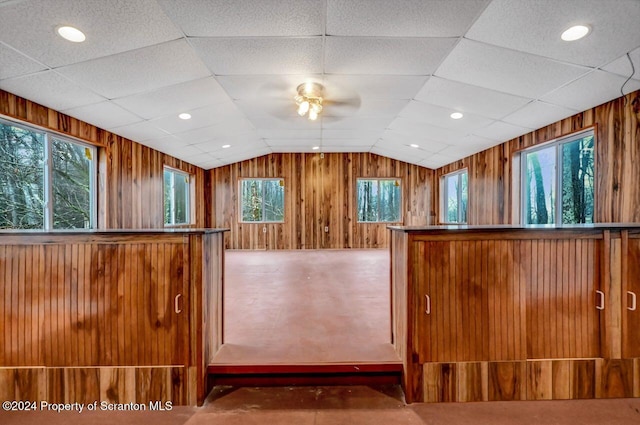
[0,119,96,230]
[522,130,594,225]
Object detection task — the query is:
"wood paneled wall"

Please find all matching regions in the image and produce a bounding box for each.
[210,152,434,249]
[0,89,208,229]
[435,90,640,224]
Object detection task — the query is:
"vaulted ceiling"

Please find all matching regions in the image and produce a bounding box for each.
[1,0,639,169]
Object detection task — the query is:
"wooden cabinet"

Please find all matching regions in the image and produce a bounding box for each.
[0,229,226,406]
[392,226,640,403]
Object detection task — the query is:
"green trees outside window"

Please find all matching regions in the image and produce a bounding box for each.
[0,119,95,230]
[442,170,468,223]
[523,131,594,225]
[240,179,284,222]
[164,168,190,225]
[357,179,401,222]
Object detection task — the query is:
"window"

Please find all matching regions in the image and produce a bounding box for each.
[164,167,191,226]
[239,179,284,222]
[0,118,96,230]
[441,170,468,223]
[356,178,401,223]
[521,130,594,225]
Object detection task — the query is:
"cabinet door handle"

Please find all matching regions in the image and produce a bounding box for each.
[596,290,605,310]
[628,291,637,311]
[425,294,431,315]
[175,294,183,314]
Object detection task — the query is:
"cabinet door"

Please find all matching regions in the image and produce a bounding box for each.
[416,240,524,363]
[623,235,640,357]
[524,238,601,359]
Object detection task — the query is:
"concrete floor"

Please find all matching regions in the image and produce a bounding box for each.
[215,249,398,364]
[3,385,640,424]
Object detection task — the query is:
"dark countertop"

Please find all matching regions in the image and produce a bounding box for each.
[388,223,640,232]
[0,228,229,236]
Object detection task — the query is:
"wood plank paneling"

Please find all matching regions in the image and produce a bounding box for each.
[0,230,226,405]
[0,366,186,405]
[414,239,525,363]
[0,237,186,367]
[211,153,435,249]
[435,90,640,225]
[0,89,208,229]
[525,238,601,359]
[624,235,640,357]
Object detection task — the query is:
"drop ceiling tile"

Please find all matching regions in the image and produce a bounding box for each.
[269,145,321,153]
[374,139,432,157]
[191,37,323,75]
[0,70,105,111]
[322,138,377,147]
[399,101,494,133]
[602,47,640,79]
[541,70,640,111]
[380,130,449,153]
[113,77,230,120]
[472,121,532,142]
[419,153,458,169]
[439,144,493,159]
[322,146,371,153]
[141,135,186,153]
[435,39,590,99]
[158,0,322,36]
[246,113,323,130]
[194,135,265,151]
[265,139,321,147]
[325,37,457,75]
[109,121,170,142]
[466,0,640,67]
[502,101,579,129]
[321,116,394,130]
[370,145,427,165]
[0,0,181,68]
[389,117,467,144]
[63,101,142,130]
[326,99,409,118]
[0,42,46,80]
[217,75,314,100]
[322,129,382,140]
[176,122,256,145]
[327,0,490,37]
[159,143,207,159]
[440,134,497,149]
[414,76,532,120]
[57,40,211,99]
[324,75,429,100]
[215,148,273,164]
[257,129,322,139]
[150,102,248,134]
[180,152,223,169]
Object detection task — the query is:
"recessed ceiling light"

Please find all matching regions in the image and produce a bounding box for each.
[222,144,231,149]
[410,144,419,148]
[178,113,191,120]
[450,112,463,120]
[56,26,86,43]
[561,25,590,41]
[312,146,320,150]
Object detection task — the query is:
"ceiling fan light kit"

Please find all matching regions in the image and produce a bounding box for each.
[295,82,324,121]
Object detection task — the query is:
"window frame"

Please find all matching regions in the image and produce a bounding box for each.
[518,128,595,226]
[356,177,403,224]
[238,178,285,223]
[440,169,468,224]
[0,116,98,231]
[163,166,192,227]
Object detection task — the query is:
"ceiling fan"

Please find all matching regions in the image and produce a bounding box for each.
[257,79,361,122]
